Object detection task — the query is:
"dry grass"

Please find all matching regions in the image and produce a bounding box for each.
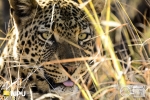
[75,0,150,100]
[0,0,150,100]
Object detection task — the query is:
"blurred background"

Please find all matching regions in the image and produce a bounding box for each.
[0,0,9,52]
[0,0,10,33]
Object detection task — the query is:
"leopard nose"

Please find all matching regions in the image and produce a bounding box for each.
[62,65,77,75]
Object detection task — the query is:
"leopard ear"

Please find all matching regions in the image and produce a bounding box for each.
[9,0,39,27]
[79,0,106,18]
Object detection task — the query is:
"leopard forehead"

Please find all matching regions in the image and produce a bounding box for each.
[40,0,90,40]
[19,0,91,42]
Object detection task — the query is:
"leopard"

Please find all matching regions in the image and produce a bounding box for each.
[0,0,105,99]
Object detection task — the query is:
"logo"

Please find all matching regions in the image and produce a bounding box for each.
[2,90,26,97]
[120,85,146,97]
[0,82,26,97]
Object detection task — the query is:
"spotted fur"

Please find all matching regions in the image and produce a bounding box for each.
[0,0,105,99]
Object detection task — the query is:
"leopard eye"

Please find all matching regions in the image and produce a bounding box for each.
[78,33,88,40]
[42,32,51,39]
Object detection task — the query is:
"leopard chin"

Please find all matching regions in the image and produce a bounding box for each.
[62,80,74,87]
[51,84,79,97]
[49,78,80,97]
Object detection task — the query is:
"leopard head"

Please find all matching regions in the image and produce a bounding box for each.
[9,0,105,96]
